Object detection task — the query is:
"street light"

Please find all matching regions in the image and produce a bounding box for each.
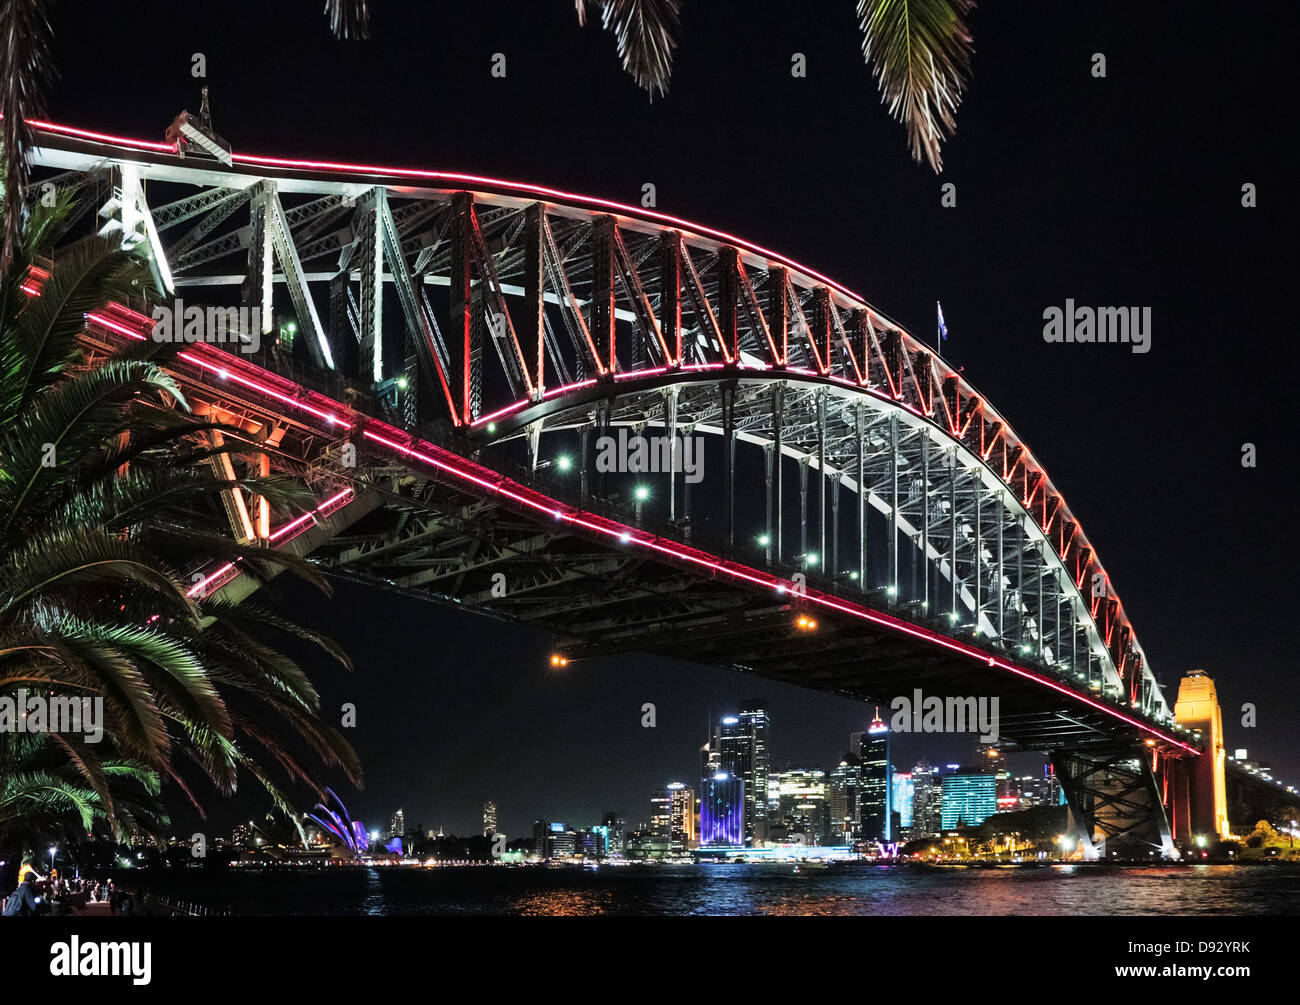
[49,845,57,875]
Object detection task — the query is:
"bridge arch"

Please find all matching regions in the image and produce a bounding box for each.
[28,119,1170,724]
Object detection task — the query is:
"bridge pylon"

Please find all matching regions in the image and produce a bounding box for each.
[1172,670,1229,842]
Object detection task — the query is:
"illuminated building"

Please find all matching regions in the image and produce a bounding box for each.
[651,783,696,851]
[940,770,998,829]
[892,772,915,831]
[700,773,745,847]
[483,800,497,836]
[389,808,405,840]
[828,758,860,842]
[601,812,626,856]
[738,704,771,841]
[776,768,828,843]
[911,762,943,835]
[857,711,892,842]
[702,705,769,845]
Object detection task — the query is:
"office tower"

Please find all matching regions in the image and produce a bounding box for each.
[389,808,405,840]
[599,812,626,856]
[775,767,828,843]
[892,772,915,831]
[828,759,860,843]
[483,800,497,836]
[699,772,745,847]
[857,710,891,843]
[652,783,696,852]
[650,788,673,841]
[669,783,696,849]
[940,770,998,829]
[739,704,770,839]
[911,761,942,835]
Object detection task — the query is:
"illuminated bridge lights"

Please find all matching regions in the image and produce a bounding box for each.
[26,120,1201,761]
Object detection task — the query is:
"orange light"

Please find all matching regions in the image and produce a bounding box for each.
[550,654,569,667]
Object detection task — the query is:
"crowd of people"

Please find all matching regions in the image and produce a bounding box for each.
[3,859,134,917]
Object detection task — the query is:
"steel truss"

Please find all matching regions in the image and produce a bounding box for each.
[29,122,1171,729]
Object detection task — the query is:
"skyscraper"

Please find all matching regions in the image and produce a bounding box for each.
[651,783,696,852]
[483,800,497,836]
[857,710,892,843]
[708,704,769,845]
[389,808,405,840]
[699,772,745,847]
[775,767,828,843]
[892,772,915,831]
[739,704,770,839]
[828,758,860,843]
[911,761,942,835]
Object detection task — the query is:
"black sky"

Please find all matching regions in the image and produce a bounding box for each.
[41,1,1298,837]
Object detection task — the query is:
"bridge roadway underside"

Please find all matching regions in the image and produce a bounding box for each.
[319,457,1151,757]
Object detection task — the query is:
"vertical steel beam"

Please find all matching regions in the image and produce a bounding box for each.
[949,449,958,619]
[799,457,809,562]
[816,391,826,568]
[830,473,841,577]
[922,432,930,610]
[659,232,682,365]
[358,191,384,384]
[768,267,789,365]
[973,475,982,632]
[997,494,1005,642]
[723,383,736,549]
[773,385,784,562]
[592,217,616,372]
[666,387,679,522]
[449,193,474,424]
[855,404,866,587]
[764,443,774,564]
[889,413,899,602]
[523,204,546,398]
[718,246,739,362]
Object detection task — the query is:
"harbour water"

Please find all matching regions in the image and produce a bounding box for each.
[125,862,1300,916]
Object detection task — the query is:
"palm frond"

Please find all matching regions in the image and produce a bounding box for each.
[323,0,369,40]
[0,0,56,266]
[584,0,681,99]
[856,0,975,172]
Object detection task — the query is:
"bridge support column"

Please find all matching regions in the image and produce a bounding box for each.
[1051,747,1177,860]
[1173,670,1229,841]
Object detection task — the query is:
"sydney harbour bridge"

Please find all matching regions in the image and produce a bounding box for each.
[25,116,1294,858]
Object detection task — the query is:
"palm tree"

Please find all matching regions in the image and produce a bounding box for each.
[1,190,361,854]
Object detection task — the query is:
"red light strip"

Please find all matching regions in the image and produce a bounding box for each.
[185,487,355,597]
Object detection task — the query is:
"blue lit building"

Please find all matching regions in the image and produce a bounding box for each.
[940,771,998,829]
[892,772,915,830]
[700,772,745,847]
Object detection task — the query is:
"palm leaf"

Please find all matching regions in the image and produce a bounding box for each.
[856,0,975,172]
[582,0,681,99]
[0,0,56,266]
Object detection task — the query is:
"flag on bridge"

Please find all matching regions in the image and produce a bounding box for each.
[937,301,949,357]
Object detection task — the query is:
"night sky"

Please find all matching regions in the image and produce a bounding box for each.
[41,2,1296,839]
